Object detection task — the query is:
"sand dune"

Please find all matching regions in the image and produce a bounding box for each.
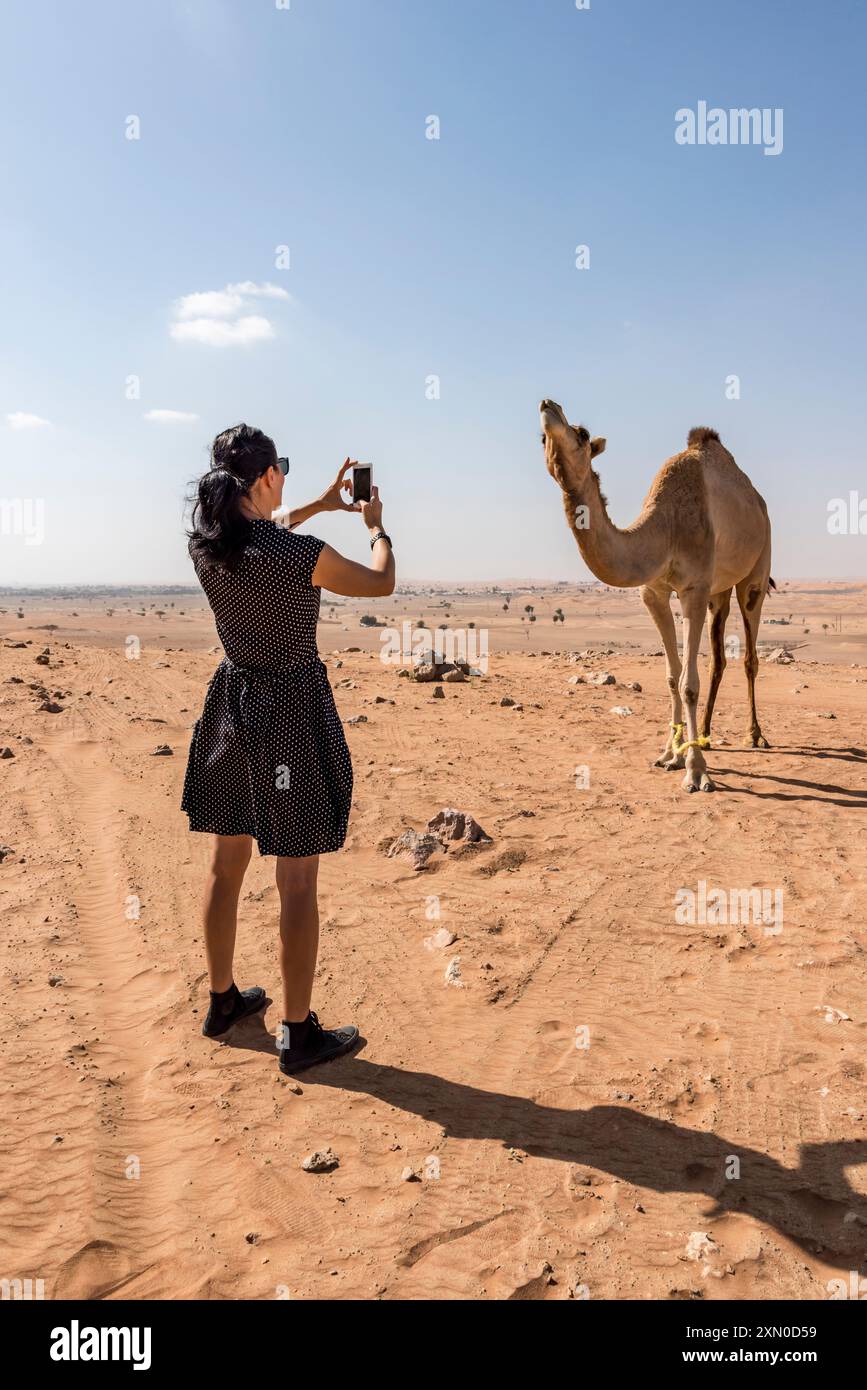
[1,582,865,1300]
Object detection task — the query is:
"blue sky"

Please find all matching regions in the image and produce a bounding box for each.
[1,0,865,584]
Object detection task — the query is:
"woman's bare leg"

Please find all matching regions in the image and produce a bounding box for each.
[204,834,253,992]
[275,855,320,1021]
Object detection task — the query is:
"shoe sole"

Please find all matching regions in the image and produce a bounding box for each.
[279,1032,360,1076]
[202,994,267,1042]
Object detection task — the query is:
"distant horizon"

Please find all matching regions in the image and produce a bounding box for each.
[2,574,866,598]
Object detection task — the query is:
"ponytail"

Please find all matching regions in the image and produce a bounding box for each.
[188,424,278,572]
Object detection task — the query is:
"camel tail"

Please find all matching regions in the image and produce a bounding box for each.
[768,577,777,594]
[687,426,721,448]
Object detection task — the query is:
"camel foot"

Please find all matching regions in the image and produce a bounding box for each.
[682,768,715,794]
[656,752,685,771]
[745,732,770,749]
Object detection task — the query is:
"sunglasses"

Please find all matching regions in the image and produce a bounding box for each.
[276,457,290,476]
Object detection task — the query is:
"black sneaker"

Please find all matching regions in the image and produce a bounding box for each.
[278,1011,359,1075]
[202,985,267,1040]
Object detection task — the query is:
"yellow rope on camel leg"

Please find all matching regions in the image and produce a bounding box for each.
[671,722,710,756]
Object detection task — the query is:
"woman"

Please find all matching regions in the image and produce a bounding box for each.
[183,424,395,1075]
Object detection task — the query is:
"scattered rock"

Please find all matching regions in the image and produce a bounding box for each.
[500,696,516,707]
[302,1148,340,1173]
[0,846,15,862]
[48,974,65,987]
[424,927,458,951]
[764,647,794,664]
[587,672,616,686]
[610,706,634,717]
[444,957,465,988]
[35,653,50,666]
[38,701,63,714]
[400,1166,422,1183]
[427,808,492,845]
[347,715,368,726]
[686,1232,718,1262]
[0,747,15,759]
[443,668,465,683]
[626,681,643,692]
[815,1004,851,1024]
[432,685,445,700]
[151,745,173,756]
[386,829,441,871]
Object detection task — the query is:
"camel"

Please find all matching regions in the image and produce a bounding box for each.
[539,399,773,793]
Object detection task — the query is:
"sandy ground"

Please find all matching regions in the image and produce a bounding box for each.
[1,580,866,1301]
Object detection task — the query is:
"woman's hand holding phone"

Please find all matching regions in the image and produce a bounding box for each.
[318,459,358,513]
[359,486,383,533]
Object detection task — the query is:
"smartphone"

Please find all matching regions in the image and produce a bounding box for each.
[352,463,373,505]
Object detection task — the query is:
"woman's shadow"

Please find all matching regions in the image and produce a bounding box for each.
[301,1054,867,1276]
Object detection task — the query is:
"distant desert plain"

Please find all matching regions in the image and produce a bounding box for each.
[1,577,865,1300]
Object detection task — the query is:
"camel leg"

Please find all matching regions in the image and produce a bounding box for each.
[641,584,685,770]
[679,587,714,793]
[736,570,771,749]
[700,588,732,747]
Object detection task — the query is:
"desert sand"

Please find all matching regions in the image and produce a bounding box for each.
[1,579,865,1301]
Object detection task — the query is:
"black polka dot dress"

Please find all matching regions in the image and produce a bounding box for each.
[182,521,353,858]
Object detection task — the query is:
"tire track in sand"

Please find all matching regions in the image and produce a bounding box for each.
[28,733,209,1297]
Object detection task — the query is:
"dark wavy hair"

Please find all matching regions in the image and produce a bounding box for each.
[188,424,278,572]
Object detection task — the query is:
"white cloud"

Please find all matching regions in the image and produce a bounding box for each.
[175,289,244,321]
[227,281,290,301]
[170,281,290,346]
[143,409,200,423]
[170,315,275,347]
[6,412,51,430]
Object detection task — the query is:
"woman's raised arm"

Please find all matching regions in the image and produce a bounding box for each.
[312,488,395,598]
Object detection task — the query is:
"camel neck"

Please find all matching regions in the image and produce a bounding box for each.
[563,470,667,588]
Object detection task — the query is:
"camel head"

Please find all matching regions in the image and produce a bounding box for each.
[540,399,606,494]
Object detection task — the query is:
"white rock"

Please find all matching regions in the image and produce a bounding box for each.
[424,927,458,951]
[815,1004,851,1024]
[444,957,465,988]
[686,1231,718,1262]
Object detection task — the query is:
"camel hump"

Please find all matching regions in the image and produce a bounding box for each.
[687,426,721,449]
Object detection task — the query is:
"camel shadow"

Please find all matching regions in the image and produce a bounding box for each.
[720,744,866,765]
[304,1059,867,1275]
[711,763,867,808]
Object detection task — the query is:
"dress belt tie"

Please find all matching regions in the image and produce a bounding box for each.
[222,655,323,741]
